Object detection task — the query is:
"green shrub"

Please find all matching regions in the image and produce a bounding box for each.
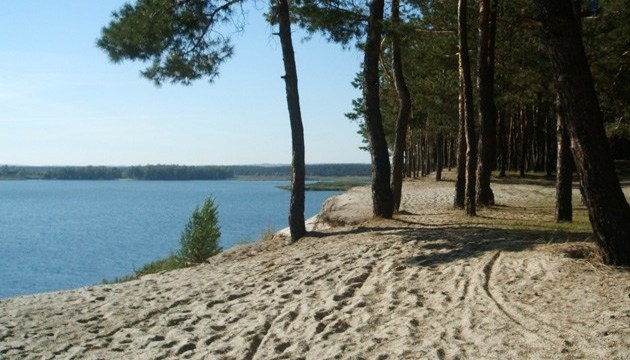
[179,196,222,265]
[101,196,221,284]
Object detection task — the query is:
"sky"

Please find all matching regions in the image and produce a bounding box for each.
[0,1,369,166]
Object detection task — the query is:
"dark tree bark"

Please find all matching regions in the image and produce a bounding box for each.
[390,0,412,213]
[276,0,306,240]
[435,133,444,181]
[556,98,573,222]
[423,134,430,176]
[476,0,498,206]
[538,0,630,266]
[458,0,477,216]
[364,0,394,218]
[448,135,454,171]
[519,105,528,177]
[545,106,556,177]
[497,111,507,177]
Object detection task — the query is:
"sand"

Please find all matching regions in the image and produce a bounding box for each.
[1,174,629,359]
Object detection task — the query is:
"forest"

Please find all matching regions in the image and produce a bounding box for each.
[96,0,629,264]
[339,0,629,179]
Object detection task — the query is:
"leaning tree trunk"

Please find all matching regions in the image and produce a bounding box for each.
[276,0,306,240]
[476,0,498,206]
[556,97,573,222]
[390,0,412,213]
[364,0,394,218]
[458,0,477,216]
[538,0,630,266]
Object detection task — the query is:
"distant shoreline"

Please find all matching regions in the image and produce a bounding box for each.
[0,164,371,181]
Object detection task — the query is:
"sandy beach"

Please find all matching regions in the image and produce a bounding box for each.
[1,174,629,359]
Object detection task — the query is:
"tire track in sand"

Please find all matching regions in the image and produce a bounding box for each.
[481,251,564,346]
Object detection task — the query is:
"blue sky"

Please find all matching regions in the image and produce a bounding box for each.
[0,1,369,166]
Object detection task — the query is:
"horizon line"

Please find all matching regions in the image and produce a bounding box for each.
[1,162,372,168]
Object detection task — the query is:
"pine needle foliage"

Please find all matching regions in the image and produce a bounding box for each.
[97,0,244,85]
[179,196,222,265]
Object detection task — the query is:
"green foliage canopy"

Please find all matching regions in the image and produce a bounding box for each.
[97,0,245,85]
[292,0,367,46]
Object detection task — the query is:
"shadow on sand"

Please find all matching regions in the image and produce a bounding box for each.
[309,221,593,268]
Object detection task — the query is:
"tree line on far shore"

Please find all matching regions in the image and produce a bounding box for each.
[0,164,371,181]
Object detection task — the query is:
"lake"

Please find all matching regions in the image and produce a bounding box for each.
[0,180,338,298]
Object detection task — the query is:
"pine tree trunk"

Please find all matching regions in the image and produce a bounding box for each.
[276,0,306,241]
[545,105,556,177]
[455,96,466,207]
[364,0,394,218]
[448,135,454,171]
[390,0,411,213]
[436,133,444,181]
[422,134,433,176]
[508,110,516,171]
[455,0,468,210]
[519,105,528,177]
[453,111,466,209]
[538,0,630,266]
[497,111,507,177]
[476,0,497,206]
[458,0,477,216]
[406,129,414,178]
[556,99,573,222]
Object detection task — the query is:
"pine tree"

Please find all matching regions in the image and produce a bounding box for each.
[179,197,222,265]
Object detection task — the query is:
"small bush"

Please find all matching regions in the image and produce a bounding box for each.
[179,196,222,265]
[101,196,221,284]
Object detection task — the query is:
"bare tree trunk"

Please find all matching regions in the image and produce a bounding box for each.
[436,133,444,181]
[424,134,431,176]
[519,104,528,177]
[458,0,477,216]
[455,101,466,208]
[406,128,414,178]
[390,0,412,213]
[538,0,630,266]
[448,135,454,171]
[455,1,468,210]
[364,0,394,218]
[507,109,516,172]
[556,97,573,222]
[497,110,507,177]
[545,105,556,177]
[276,0,305,240]
[476,0,498,206]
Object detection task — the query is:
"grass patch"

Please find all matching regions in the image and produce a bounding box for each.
[260,226,276,242]
[103,221,279,285]
[134,253,183,276]
[235,225,277,245]
[277,178,370,192]
[102,253,185,284]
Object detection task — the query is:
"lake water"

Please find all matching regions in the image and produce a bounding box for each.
[0,180,338,298]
